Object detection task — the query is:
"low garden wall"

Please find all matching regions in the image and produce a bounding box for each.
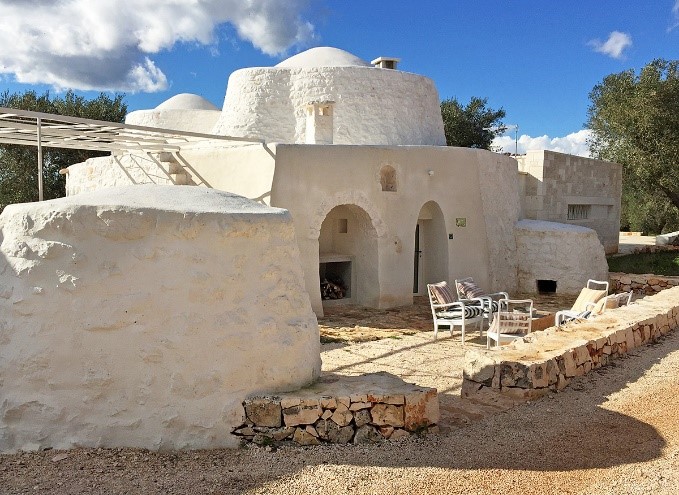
[610,272,679,295]
[232,373,439,446]
[463,287,679,399]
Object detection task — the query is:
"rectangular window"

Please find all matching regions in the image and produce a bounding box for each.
[338,218,348,233]
[567,204,591,220]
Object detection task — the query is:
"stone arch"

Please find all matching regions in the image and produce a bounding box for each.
[309,191,386,240]
[414,201,449,293]
[379,165,397,192]
[318,203,380,307]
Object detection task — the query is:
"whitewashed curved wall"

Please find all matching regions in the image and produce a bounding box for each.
[213,67,446,145]
[515,220,608,294]
[0,185,320,452]
[125,109,221,134]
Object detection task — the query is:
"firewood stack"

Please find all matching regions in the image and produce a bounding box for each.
[320,278,346,299]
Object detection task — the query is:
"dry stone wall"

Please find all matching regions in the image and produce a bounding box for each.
[610,272,679,295]
[462,287,679,399]
[232,373,439,446]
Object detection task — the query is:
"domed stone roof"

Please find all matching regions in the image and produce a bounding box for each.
[275,47,371,68]
[155,93,219,111]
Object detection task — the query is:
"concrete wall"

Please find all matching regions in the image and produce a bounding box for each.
[0,186,320,452]
[515,219,608,294]
[212,67,446,146]
[517,150,622,254]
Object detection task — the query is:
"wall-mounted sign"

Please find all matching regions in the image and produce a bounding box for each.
[456,218,466,227]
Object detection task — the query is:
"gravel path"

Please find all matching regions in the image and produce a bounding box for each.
[1,327,678,494]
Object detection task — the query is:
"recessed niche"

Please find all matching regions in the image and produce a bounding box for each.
[338,218,348,233]
[380,165,397,192]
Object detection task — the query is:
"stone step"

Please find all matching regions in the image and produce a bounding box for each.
[170,173,190,185]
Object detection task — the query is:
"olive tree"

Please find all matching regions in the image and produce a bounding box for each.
[587,59,679,233]
[440,96,506,149]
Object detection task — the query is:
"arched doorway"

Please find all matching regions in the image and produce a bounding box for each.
[414,201,448,294]
[318,204,379,307]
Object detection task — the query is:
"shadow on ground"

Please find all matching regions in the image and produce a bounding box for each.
[2,331,676,494]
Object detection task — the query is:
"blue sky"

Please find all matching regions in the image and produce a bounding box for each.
[1,0,677,155]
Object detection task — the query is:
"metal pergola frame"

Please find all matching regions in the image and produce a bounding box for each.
[0,107,263,200]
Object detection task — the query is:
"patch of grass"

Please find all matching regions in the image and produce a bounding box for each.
[607,251,679,276]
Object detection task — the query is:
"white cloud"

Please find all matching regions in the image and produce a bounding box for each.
[588,31,632,59]
[492,129,592,157]
[671,0,679,31]
[0,0,316,93]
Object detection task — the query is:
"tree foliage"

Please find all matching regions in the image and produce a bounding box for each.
[440,96,506,149]
[587,59,679,234]
[0,90,127,212]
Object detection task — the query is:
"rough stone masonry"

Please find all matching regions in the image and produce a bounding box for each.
[232,373,439,446]
[463,286,679,399]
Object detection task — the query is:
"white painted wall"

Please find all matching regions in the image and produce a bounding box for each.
[212,66,446,146]
[515,219,608,294]
[269,145,520,314]
[125,93,221,134]
[125,109,221,134]
[0,185,320,452]
[65,145,523,316]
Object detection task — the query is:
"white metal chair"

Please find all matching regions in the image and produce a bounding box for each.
[454,277,509,331]
[487,299,533,349]
[555,279,609,327]
[427,282,484,344]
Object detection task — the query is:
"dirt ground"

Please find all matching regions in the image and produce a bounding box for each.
[2,294,678,494]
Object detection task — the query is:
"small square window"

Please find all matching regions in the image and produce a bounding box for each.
[338,218,348,233]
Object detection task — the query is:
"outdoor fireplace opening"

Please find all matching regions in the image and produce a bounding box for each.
[536,279,557,294]
[320,258,351,300]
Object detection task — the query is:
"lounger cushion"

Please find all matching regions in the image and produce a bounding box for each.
[571,288,606,313]
[438,305,484,319]
[593,295,619,315]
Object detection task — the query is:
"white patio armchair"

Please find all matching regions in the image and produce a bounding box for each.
[427,282,484,344]
[455,277,509,330]
[555,279,609,327]
[487,299,534,349]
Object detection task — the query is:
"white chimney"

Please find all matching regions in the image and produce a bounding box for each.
[371,57,400,70]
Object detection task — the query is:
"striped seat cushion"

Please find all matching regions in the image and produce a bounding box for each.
[465,298,499,314]
[438,305,484,319]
